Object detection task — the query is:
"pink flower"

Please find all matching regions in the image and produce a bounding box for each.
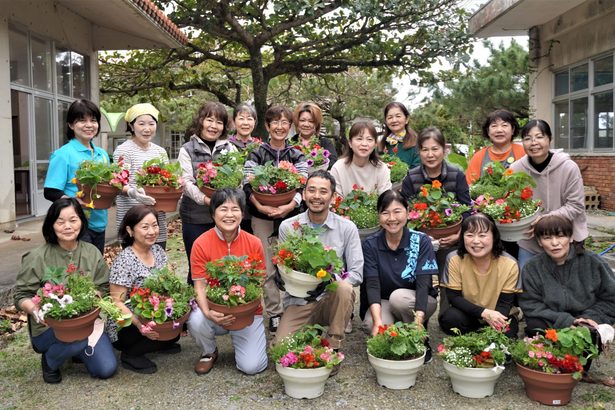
[222,294,229,301]
[528,351,535,358]
[408,210,421,220]
[280,352,298,367]
[320,351,332,362]
[495,198,506,205]
[437,344,445,353]
[303,345,314,355]
[32,295,41,305]
[336,352,345,361]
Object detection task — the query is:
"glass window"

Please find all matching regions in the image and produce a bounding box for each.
[594,91,614,149]
[71,52,88,98]
[58,101,71,146]
[554,101,569,150]
[37,163,48,190]
[9,28,30,86]
[56,48,71,97]
[570,98,588,149]
[571,64,588,92]
[31,35,52,92]
[34,97,53,160]
[594,56,613,87]
[554,72,569,96]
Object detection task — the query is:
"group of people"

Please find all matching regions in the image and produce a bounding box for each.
[14,100,615,384]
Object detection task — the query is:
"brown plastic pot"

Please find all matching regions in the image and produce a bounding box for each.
[77,182,120,209]
[141,311,190,341]
[252,189,297,207]
[516,363,579,406]
[46,307,101,343]
[143,185,183,212]
[419,219,462,240]
[206,298,261,331]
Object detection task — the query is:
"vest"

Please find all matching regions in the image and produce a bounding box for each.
[407,163,460,195]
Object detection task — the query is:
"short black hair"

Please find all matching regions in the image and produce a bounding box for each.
[119,204,158,248]
[264,105,293,126]
[377,189,408,213]
[306,170,336,193]
[42,198,88,244]
[534,214,572,239]
[481,109,520,140]
[417,127,446,149]
[209,188,246,217]
[66,99,101,139]
[458,213,505,259]
[521,119,553,142]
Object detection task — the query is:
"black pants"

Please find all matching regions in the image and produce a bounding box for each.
[113,325,179,357]
[82,228,105,254]
[439,306,519,338]
[182,221,215,285]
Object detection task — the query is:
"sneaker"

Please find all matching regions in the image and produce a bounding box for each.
[269,315,281,333]
[194,349,218,375]
[344,320,353,334]
[120,352,157,374]
[424,340,433,364]
[41,354,62,384]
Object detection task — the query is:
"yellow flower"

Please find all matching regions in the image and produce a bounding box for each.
[86,201,94,209]
[71,177,77,184]
[316,269,327,279]
[76,190,84,198]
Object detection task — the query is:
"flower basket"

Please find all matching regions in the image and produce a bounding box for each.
[143,185,183,212]
[77,182,120,210]
[252,189,297,207]
[368,352,425,390]
[136,158,183,212]
[74,159,129,209]
[275,363,332,399]
[495,211,538,242]
[46,307,101,343]
[442,361,504,398]
[196,153,244,196]
[419,219,461,240]
[277,264,322,298]
[141,310,190,341]
[199,185,216,198]
[516,363,578,406]
[408,180,470,234]
[206,298,261,331]
[294,138,331,175]
[331,185,379,230]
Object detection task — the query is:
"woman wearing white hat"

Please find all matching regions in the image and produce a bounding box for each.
[113,103,170,249]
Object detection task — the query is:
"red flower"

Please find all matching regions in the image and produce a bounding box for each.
[413,203,428,211]
[147,166,161,174]
[160,169,171,179]
[521,186,533,201]
[66,263,77,274]
[486,166,493,175]
[274,180,288,191]
[292,220,302,230]
[320,338,330,347]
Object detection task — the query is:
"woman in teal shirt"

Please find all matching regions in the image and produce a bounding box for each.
[378,102,420,168]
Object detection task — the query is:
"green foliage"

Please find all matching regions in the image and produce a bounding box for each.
[407,181,470,229]
[204,255,265,306]
[331,186,379,229]
[248,161,305,193]
[74,160,126,189]
[135,158,182,189]
[381,154,409,183]
[367,322,427,360]
[439,327,511,368]
[196,151,245,190]
[269,324,344,369]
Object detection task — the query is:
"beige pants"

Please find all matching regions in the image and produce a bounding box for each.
[251,217,283,317]
[273,281,355,349]
[362,288,437,331]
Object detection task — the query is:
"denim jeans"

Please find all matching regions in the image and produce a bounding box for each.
[81,228,106,254]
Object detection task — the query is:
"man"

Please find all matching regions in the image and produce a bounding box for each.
[273,170,363,350]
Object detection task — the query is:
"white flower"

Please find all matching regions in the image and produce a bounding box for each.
[58,294,74,308]
[484,342,496,352]
[220,149,229,155]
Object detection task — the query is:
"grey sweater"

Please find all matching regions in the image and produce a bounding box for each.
[519,250,615,328]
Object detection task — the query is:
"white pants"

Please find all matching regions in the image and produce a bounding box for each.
[362,288,437,330]
[188,309,268,375]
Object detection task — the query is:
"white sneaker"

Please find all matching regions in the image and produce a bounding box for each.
[344,320,353,334]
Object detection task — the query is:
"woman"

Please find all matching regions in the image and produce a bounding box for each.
[178,102,237,285]
[361,190,438,361]
[289,102,338,169]
[14,198,117,383]
[378,102,420,168]
[401,127,472,262]
[243,105,308,332]
[510,119,588,268]
[439,213,521,338]
[113,103,169,249]
[108,205,179,374]
[330,121,392,198]
[466,109,525,184]
[44,99,110,253]
[187,189,268,375]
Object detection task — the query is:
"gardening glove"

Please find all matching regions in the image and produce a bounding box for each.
[128,187,156,206]
[273,267,286,291]
[430,237,440,252]
[305,281,329,303]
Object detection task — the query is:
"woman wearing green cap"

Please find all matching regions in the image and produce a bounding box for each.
[113,103,170,249]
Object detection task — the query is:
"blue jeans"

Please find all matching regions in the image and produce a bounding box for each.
[31,328,117,379]
[517,247,539,271]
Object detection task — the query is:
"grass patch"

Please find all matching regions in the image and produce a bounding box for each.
[585,236,615,255]
[577,388,615,409]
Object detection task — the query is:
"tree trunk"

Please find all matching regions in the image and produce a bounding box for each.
[250,51,269,139]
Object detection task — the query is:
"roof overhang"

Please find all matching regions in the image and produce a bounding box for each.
[56,0,188,50]
[469,0,585,37]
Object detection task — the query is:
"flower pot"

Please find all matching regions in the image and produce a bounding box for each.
[442,361,504,398]
[206,298,261,331]
[275,363,332,399]
[46,308,101,343]
[516,363,579,406]
[252,189,297,207]
[142,185,183,212]
[141,311,190,341]
[307,163,328,175]
[199,185,216,198]
[277,264,322,298]
[77,182,120,209]
[367,351,425,389]
[420,219,462,240]
[495,212,539,242]
[358,226,380,242]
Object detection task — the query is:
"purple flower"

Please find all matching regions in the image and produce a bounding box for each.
[339,270,349,280]
[445,208,453,216]
[310,150,318,157]
[164,305,174,317]
[172,320,181,329]
[323,150,330,158]
[306,159,314,167]
[189,299,198,311]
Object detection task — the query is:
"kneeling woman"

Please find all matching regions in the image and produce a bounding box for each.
[14,198,117,383]
[109,205,180,374]
[188,189,268,375]
[439,213,521,337]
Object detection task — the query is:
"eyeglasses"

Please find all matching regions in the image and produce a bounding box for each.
[522,134,548,143]
[270,120,290,127]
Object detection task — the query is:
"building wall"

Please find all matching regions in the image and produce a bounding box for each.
[572,154,615,210]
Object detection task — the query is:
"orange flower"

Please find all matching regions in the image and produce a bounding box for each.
[420,186,428,197]
[431,180,442,189]
[545,329,558,342]
[504,168,514,176]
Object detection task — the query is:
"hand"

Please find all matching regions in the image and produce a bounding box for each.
[526,215,543,239]
[305,281,328,302]
[481,309,508,330]
[128,187,156,206]
[429,236,440,252]
[573,317,599,329]
[273,267,286,291]
[205,309,235,327]
[257,204,277,216]
[268,203,295,219]
[32,308,46,325]
[438,231,459,248]
[138,322,160,340]
[371,322,383,337]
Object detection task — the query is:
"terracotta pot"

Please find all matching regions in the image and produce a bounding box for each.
[206,298,261,331]
[142,185,183,212]
[77,182,120,209]
[367,351,425,389]
[252,189,297,207]
[442,361,504,398]
[516,363,579,406]
[275,363,332,399]
[495,212,539,242]
[141,311,190,341]
[419,219,462,240]
[46,307,101,343]
[358,226,380,242]
[277,264,322,298]
[199,185,216,198]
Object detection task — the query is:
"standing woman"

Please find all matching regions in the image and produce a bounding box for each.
[378,102,420,169]
[44,99,110,253]
[14,198,117,383]
[113,103,168,249]
[330,121,392,198]
[466,109,525,184]
[243,105,308,333]
[179,102,237,285]
[289,102,338,168]
[109,205,179,374]
[510,119,587,268]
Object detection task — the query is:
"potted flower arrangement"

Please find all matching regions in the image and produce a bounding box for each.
[248,160,306,206]
[274,224,346,298]
[74,159,130,209]
[130,267,195,341]
[511,326,599,406]
[471,162,542,241]
[381,153,409,192]
[195,151,244,197]
[270,324,345,399]
[438,327,511,398]
[203,254,265,330]
[135,157,183,212]
[32,264,132,342]
[294,139,331,174]
[407,180,470,239]
[366,322,428,389]
[331,185,380,241]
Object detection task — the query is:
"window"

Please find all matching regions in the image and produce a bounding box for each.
[553,54,615,152]
[170,131,183,159]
